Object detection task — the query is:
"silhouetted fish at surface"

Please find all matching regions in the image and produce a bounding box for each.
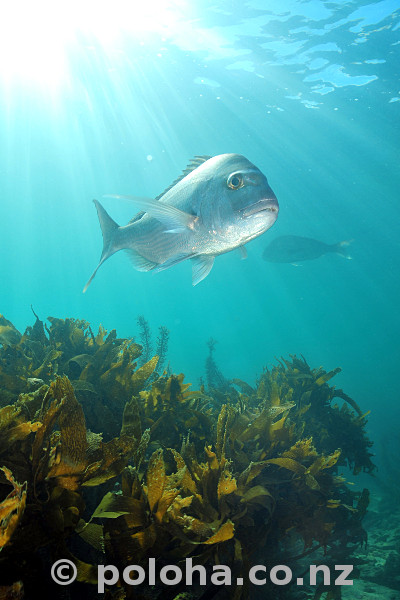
[84,154,279,290]
[262,235,352,264]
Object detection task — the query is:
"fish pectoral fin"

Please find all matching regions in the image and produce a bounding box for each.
[191,255,215,286]
[238,245,248,260]
[104,194,196,232]
[140,202,196,232]
[125,249,157,272]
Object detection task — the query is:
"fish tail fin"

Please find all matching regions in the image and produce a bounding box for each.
[331,239,353,260]
[83,200,120,292]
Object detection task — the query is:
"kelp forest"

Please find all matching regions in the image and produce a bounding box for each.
[0,312,374,600]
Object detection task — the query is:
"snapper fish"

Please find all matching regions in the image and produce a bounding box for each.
[84,153,278,291]
[262,235,352,264]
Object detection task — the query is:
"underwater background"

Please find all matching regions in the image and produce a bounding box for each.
[1,1,400,599]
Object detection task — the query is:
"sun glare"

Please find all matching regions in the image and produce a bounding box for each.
[0,0,186,87]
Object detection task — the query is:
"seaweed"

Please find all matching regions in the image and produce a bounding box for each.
[0,375,145,597]
[137,315,153,366]
[0,315,156,439]
[205,338,230,395]
[137,316,170,376]
[0,314,374,600]
[155,325,170,374]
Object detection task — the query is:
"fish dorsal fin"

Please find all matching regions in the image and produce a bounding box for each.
[155,155,212,201]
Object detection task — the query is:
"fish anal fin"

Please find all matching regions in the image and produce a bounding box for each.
[191,255,215,286]
[153,253,193,273]
[153,252,215,285]
[125,250,157,272]
[155,155,212,200]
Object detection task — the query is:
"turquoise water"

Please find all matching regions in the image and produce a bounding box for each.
[1,0,399,448]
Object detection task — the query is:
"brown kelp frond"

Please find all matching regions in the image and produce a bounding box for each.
[0,403,42,456]
[139,373,213,451]
[0,316,22,348]
[0,369,142,588]
[254,355,374,474]
[91,445,238,572]
[0,314,162,439]
[90,405,348,597]
[0,581,24,600]
[0,467,27,551]
[0,315,374,599]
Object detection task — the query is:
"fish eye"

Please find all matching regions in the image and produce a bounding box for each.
[227,173,244,190]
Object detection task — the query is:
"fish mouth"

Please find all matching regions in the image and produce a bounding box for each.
[243,197,279,218]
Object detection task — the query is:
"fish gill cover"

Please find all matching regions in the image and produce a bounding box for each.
[0,313,374,600]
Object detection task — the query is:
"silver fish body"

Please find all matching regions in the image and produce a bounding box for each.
[84,153,278,291]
